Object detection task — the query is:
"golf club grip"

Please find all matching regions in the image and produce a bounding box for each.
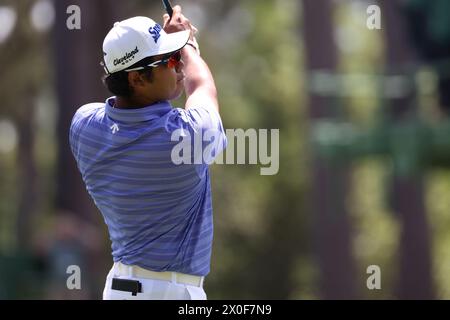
[162,0,174,18]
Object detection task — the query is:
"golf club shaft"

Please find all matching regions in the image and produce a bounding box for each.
[162,0,174,18]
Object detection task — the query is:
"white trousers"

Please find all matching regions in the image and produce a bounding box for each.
[102,263,207,300]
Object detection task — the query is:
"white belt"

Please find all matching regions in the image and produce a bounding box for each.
[115,262,204,287]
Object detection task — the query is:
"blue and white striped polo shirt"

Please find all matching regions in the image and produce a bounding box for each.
[69,97,226,276]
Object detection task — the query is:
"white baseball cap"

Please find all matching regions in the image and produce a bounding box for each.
[102,16,190,74]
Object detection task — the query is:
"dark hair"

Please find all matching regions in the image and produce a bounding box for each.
[101,56,156,98]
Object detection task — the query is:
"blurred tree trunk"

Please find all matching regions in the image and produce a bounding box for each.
[53,0,135,299]
[5,1,42,250]
[382,0,434,299]
[53,0,131,221]
[16,86,38,249]
[302,0,356,299]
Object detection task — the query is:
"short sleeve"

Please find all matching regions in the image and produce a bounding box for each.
[170,105,227,165]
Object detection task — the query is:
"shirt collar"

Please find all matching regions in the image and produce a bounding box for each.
[105,97,173,123]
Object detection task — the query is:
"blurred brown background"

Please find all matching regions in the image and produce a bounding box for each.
[1,0,450,299]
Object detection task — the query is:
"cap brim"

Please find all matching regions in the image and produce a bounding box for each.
[155,30,190,56]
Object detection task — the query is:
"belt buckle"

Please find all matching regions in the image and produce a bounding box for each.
[111,278,142,296]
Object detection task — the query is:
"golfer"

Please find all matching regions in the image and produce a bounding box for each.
[69,6,226,300]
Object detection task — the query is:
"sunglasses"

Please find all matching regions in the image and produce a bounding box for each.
[125,51,182,72]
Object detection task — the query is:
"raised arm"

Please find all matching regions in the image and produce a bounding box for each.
[181,41,218,112]
[163,6,219,113]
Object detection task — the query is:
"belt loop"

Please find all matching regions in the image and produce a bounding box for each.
[200,277,204,287]
[129,265,134,278]
[171,272,177,283]
[112,262,119,277]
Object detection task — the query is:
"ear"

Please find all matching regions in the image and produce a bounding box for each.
[127,71,146,89]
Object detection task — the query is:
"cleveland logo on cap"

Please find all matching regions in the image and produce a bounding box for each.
[113,46,140,66]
